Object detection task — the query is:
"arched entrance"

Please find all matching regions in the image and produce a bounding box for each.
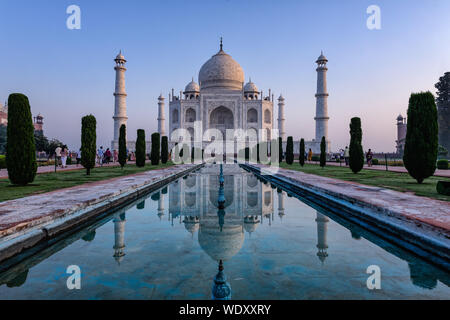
[209,106,234,138]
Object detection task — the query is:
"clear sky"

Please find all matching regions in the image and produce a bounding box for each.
[1,0,449,152]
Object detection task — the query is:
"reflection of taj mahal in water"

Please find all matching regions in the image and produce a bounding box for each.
[111,165,331,267]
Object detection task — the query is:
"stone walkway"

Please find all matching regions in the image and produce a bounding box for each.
[0,164,198,240]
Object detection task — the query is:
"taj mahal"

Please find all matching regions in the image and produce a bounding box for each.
[111,39,331,154]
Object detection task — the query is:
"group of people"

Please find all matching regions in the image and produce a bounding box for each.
[96,146,118,166]
[338,147,374,167]
[54,145,69,168]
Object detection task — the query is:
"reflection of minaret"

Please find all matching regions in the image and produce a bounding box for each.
[315,212,329,263]
[113,212,126,264]
[212,260,232,300]
[157,192,165,220]
[278,191,285,220]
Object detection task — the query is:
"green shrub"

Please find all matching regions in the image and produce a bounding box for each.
[286,136,294,165]
[403,92,438,183]
[437,159,449,170]
[0,155,6,169]
[66,157,72,165]
[299,138,305,167]
[436,181,450,195]
[135,129,146,167]
[372,158,379,165]
[118,124,127,169]
[311,155,320,162]
[81,115,96,175]
[278,137,283,163]
[151,132,160,165]
[349,117,364,174]
[161,136,168,164]
[320,136,326,168]
[6,93,37,185]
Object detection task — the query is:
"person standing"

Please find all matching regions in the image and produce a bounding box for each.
[76,149,82,167]
[61,146,68,168]
[55,145,62,167]
[105,148,112,164]
[113,149,118,163]
[344,146,350,166]
[366,149,374,167]
[97,146,104,166]
[307,148,313,162]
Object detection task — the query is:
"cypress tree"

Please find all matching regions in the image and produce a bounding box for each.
[6,93,37,185]
[278,137,283,163]
[151,132,160,165]
[191,146,195,163]
[118,124,127,169]
[320,136,326,168]
[161,136,169,164]
[286,136,294,165]
[299,138,305,167]
[349,117,364,173]
[81,115,96,175]
[135,129,146,167]
[403,92,438,183]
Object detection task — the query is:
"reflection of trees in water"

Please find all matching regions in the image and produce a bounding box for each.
[82,230,96,242]
[6,270,28,288]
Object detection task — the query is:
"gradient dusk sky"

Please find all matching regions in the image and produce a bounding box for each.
[1,0,449,152]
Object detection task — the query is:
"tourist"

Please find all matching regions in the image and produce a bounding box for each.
[113,149,118,162]
[344,146,350,166]
[366,149,374,167]
[61,146,68,168]
[104,148,112,164]
[307,148,313,162]
[55,145,62,167]
[97,146,104,166]
[76,149,82,167]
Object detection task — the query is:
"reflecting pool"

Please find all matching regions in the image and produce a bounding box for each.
[0,164,449,299]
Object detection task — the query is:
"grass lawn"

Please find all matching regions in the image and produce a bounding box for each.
[279,163,450,201]
[0,162,174,202]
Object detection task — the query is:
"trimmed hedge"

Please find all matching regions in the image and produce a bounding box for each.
[320,136,326,168]
[81,115,96,175]
[6,93,37,185]
[0,155,6,169]
[151,132,160,165]
[403,92,438,183]
[436,181,450,196]
[286,136,294,165]
[161,136,168,164]
[349,117,364,174]
[118,124,127,168]
[135,129,146,167]
[299,139,305,167]
[437,159,449,170]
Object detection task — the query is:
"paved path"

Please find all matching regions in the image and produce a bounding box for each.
[311,161,450,178]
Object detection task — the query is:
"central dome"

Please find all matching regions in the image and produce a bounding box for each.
[199,48,244,90]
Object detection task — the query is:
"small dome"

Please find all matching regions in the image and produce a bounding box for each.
[278,94,284,101]
[185,78,200,93]
[397,114,404,121]
[158,94,164,100]
[115,51,126,62]
[244,79,259,93]
[316,51,328,63]
[199,47,244,90]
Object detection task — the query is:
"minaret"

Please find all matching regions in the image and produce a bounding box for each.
[396,114,407,154]
[278,191,285,220]
[113,212,126,264]
[157,191,165,220]
[158,94,166,137]
[315,52,330,152]
[277,95,286,141]
[315,212,329,263]
[112,51,128,149]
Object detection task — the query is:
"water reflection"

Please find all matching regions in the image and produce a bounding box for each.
[0,164,448,298]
